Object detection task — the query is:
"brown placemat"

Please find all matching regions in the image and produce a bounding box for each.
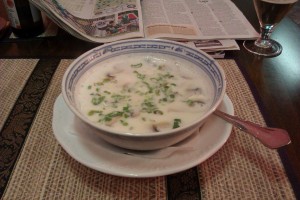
[199,60,295,199]
[1,59,295,199]
[0,59,38,129]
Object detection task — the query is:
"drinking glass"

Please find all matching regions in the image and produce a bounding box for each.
[243,0,298,57]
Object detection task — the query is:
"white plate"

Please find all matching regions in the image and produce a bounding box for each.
[52,94,233,178]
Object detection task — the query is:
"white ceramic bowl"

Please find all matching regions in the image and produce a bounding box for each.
[62,39,226,150]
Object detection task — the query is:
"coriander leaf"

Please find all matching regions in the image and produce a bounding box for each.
[91,96,105,105]
[88,110,102,116]
[173,118,181,129]
[131,63,143,68]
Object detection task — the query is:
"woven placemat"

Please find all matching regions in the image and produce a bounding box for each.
[0,59,38,129]
[2,59,295,199]
[199,60,295,199]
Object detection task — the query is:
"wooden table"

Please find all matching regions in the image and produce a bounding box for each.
[230,1,300,195]
[1,0,299,199]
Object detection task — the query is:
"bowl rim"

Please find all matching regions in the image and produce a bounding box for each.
[62,38,226,138]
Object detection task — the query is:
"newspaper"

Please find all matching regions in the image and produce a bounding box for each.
[142,0,258,40]
[30,0,258,44]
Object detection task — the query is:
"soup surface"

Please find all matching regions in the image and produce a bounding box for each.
[75,53,214,134]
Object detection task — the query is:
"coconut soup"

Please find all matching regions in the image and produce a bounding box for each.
[75,53,214,134]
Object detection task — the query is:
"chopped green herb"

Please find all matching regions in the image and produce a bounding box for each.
[185,99,194,106]
[88,110,102,116]
[103,111,123,122]
[123,104,130,113]
[153,110,163,115]
[133,70,146,80]
[142,81,153,93]
[91,96,105,105]
[141,97,158,113]
[185,99,204,106]
[96,76,114,86]
[111,94,127,103]
[120,120,129,126]
[131,63,143,68]
[173,119,182,129]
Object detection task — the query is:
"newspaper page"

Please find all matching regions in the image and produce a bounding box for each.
[31,0,145,43]
[30,0,257,45]
[141,0,202,40]
[142,0,259,40]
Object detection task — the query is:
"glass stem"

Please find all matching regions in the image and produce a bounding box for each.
[255,25,275,48]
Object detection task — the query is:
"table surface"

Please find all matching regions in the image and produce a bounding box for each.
[1,0,299,198]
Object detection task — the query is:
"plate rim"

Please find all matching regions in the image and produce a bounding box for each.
[52,94,234,177]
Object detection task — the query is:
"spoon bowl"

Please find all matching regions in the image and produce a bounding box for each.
[213,110,291,149]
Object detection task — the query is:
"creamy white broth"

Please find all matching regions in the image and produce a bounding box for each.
[75,53,214,134]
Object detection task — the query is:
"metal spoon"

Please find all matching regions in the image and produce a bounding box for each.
[122,110,291,159]
[214,110,291,149]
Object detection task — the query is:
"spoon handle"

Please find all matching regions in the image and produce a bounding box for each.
[214,110,291,149]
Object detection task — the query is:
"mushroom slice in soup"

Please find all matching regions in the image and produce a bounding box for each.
[106,65,125,78]
[152,121,171,132]
[187,94,206,102]
[186,87,202,94]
